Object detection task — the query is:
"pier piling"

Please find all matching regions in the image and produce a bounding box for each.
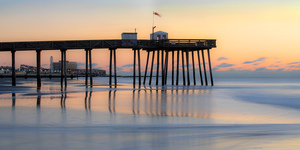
[186,50,190,85]
[201,50,208,86]
[85,49,88,86]
[172,51,174,85]
[36,50,41,88]
[63,50,67,87]
[197,50,203,85]
[149,51,155,85]
[88,49,93,86]
[138,49,141,86]
[192,51,196,85]
[11,50,16,86]
[181,50,186,85]
[207,49,214,86]
[176,50,180,85]
[133,49,136,87]
[156,50,160,85]
[113,49,117,87]
[143,51,150,85]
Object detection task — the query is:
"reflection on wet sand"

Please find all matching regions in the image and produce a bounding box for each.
[10,88,212,119]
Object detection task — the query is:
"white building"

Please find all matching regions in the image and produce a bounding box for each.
[121,32,137,46]
[150,31,168,40]
[121,32,137,40]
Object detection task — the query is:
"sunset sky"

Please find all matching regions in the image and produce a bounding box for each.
[1,0,300,77]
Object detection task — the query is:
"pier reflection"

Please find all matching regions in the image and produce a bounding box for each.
[106,88,212,118]
[10,88,212,119]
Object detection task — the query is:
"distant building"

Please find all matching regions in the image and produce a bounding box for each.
[150,31,168,40]
[19,64,49,74]
[0,66,12,73]
[19,64,36,73]
[50,56,53,72]
[52,61,77,73]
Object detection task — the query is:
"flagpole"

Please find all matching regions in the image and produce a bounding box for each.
[152,11,154,40]
[153,11,154,27]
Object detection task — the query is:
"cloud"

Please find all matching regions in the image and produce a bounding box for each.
[243,57,267,64]
[213,63,235,71]
[216,63,235,68]
[276,61,281,63]
[213,68,298,78]
[217,57,228,61]
[77,62,85,67]
[92,63,98,67]
[287,62,300,65]
[255,67,267,71]
[121,64,134,68]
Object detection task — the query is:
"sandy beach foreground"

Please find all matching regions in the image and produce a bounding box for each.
[1,77,300,149]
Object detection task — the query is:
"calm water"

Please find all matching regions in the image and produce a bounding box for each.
[1,77,300,150]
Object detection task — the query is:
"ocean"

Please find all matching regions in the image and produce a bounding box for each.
[0,77,300,150]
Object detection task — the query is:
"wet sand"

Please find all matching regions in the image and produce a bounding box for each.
[1,77,300,149]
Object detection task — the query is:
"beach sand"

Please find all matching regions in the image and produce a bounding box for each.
[1,77,300,149]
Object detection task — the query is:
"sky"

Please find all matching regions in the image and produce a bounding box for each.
[1,0,300,77]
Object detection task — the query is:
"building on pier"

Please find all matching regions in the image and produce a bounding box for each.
[150,31,168,40]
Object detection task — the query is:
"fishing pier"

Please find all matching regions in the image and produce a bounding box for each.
[0,33,216,88]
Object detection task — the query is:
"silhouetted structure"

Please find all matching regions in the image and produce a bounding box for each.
[0,33,216,88]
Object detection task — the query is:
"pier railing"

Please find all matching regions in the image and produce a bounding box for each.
[0,39,216,51]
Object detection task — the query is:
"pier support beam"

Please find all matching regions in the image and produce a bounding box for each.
[181,50,186,85]
[176,50,180,85]
[161,50,164,86]
[109,49,112,86]
[197,50,203,85]
[11,50,16,86]
[192,51,196,85]
[133,48,141,87]
[201,50,208,86]
[207,49,214,86]
[164,50,169,85]
[60,49,64,87]
[64,50,67,87]
[186,50,190,85]
[60,49,67,88]
[85,49,88,86]
[133,49,136,87]
[109,48,117,87]
[156,50,160,85]
[88,49,93,86]
[36,50,41,88]
[138,49,141,86]
[149,51,155,85]
[172,51,174,85]
[113,49,117,87]
[143,51,150,85]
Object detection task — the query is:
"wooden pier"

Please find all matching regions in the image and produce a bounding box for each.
[0,39,216,88]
